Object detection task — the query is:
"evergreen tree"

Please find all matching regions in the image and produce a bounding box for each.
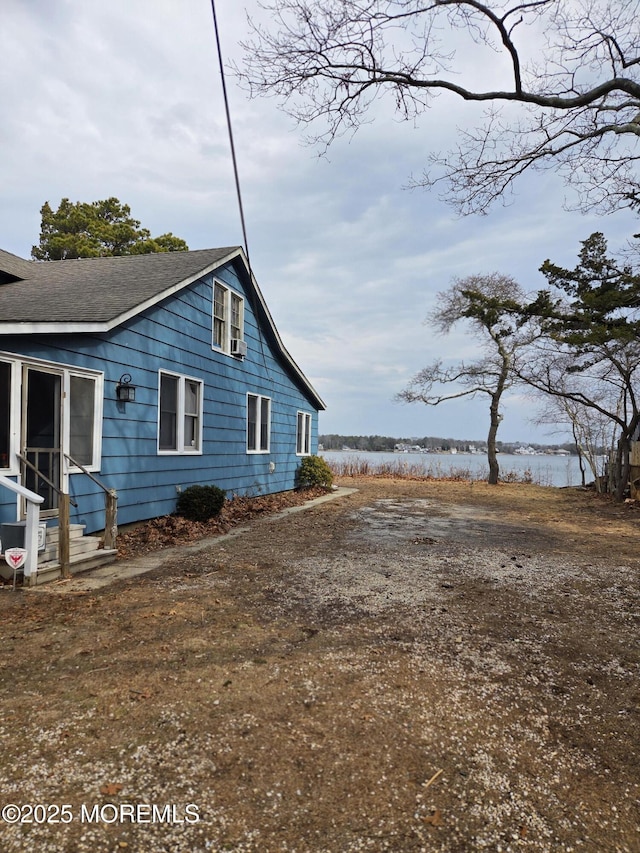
[32,198,188,260]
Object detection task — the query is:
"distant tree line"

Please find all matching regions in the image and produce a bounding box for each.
[319,435,578,455]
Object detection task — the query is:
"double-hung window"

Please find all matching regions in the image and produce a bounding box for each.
[230,293,243,341]
[212,281,244,355]
[213,283,226,349]
[158,371,203,454]
[247,394,270,453]
[296,411,312,456]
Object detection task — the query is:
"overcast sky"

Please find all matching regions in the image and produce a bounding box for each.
[1,0,637,444]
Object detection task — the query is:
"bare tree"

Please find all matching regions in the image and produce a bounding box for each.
[517,335,640,498]
[397,273,534,483]
[533,377,621,490]
[239,1,640,214]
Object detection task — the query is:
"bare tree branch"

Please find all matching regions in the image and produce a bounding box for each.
[239,0,640,213]
[533,381,620,489]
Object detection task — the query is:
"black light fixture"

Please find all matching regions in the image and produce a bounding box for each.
[116,373,136,402]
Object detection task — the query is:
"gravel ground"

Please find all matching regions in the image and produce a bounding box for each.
[0,477,638,852]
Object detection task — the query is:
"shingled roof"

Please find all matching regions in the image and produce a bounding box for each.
[0,247,238,325]
[0,249,36,282]
[0,247,325,410]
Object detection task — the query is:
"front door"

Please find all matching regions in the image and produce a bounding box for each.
[22,367,62,515]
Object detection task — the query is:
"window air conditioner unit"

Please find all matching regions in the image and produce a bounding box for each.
[230,338,247,358]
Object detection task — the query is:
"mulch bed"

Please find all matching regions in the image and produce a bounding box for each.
[116,486,329,559]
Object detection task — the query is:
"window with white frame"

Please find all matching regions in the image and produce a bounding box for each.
[213,283,226,349]
[296,411,312,456]
[247,394,270,453]
[69,374,100,468]
[0,360,10,470]
[158,371,203,453]
[212,281,244,354]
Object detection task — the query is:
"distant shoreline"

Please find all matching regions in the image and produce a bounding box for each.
[323,448,573,457]
[320,449,585,488]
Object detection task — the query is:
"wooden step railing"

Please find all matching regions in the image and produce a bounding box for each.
[63,455,117,551]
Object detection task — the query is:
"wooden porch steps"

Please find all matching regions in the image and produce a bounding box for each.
[33,523,118,584]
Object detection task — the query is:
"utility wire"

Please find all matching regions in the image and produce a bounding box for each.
[209,0,271,380]
[210,0,251,269]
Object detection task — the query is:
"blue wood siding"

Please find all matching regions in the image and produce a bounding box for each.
[0,260,320,534]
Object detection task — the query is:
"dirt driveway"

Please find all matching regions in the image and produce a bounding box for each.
[0,478,639,852]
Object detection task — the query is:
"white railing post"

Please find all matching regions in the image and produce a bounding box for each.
[0,475,45,585]
[24,499,40,580]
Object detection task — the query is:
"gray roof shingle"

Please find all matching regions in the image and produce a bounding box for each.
[0,247,239,323]
[0,248,37,282]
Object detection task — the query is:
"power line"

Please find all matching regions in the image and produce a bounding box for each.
[209,0,251,269]
[209,1,272,380]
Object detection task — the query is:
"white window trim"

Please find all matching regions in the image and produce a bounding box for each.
[212,279,245,356]
[0,357,20,475]
[65,371,104,473]
[0,352,103,477]
[157,370,204,455]
[296,411,312,456]
[246,393,271,454]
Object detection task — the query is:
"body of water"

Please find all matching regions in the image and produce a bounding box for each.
[321,449,586,488]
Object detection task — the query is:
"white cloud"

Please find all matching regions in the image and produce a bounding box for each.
[1,0,637,444]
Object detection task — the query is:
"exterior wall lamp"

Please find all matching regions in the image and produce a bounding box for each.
[116,373,136,402]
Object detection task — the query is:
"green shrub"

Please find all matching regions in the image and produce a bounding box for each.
[176,484,226,522]
[296,455,333,489]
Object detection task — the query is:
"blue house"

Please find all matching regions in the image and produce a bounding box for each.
[0,246,325,578]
